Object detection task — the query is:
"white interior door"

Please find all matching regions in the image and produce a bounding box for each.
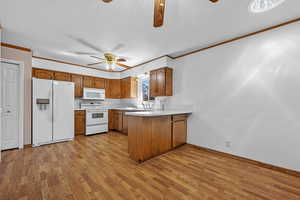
[1,62,20,150]
[53,81,74,141]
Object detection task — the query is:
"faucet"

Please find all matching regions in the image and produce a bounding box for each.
[142,102,152,111]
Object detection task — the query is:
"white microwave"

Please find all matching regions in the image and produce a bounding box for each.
[82,88,105,100]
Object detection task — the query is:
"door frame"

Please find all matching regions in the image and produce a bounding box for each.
[0,58,25,149]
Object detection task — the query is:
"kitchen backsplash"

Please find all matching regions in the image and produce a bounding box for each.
[75,98,138,109]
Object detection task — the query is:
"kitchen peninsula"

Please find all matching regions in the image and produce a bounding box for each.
[126,111,192,162]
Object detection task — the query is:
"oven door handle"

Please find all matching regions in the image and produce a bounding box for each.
[86,123,108,127]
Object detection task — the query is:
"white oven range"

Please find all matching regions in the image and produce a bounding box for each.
[81,103,108,135]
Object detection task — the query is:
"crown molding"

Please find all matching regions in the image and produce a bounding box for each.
[1,42,32,52]
[172,17,300,59]
[32,56,121,73]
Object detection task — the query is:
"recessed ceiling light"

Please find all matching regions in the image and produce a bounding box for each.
[249,0,285,13]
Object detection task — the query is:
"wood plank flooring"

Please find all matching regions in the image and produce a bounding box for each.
[0,131,300,200]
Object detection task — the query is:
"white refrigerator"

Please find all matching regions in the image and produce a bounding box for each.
[32,78,75,147]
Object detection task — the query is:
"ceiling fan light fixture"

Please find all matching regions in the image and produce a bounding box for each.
[249,0,285,13]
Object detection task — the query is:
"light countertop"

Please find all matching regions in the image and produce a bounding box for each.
[111,107,147,111]
[74,107,147,111]
[125,110,192,117]
[74,108,86,111]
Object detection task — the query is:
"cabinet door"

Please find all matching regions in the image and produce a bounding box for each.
[122,113,128,135]
[151,116,172,155]
[150,71,157,97]
[54,71,71,82]
[75,110,85,135]
[108,110,114,129]
[94,77,105,89]
[128,77,137,98]
[172,115,187,148]
[83,76,94,88]
[121,78,127,98]
[33,68,54,80]
[165,68,173,96]
[156,68,166,96]
[110,79,121,99]
[105,79,111,98]
[114,111,123,132]
[71,74,84,97]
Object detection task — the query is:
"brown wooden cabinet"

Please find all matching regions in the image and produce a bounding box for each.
[83,76,94,88]
[32,68,54,80]
[94,77,105,89]
[128,115,172,162]
[83,76,105,89]
[128,114,189,162]
[75,110,86,136]
[54,71,71,82]
[114,111,123,132]
[121,77,137,99]
[172,115,187,148]
[150,67,173,97]
[106,79,121,99]
[122,114,128,135]
[71,74,84,97]
[109,110,123,132]
[32,68,138,100]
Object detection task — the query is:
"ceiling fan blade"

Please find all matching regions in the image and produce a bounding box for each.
[73,51,97,55]
[153,0,165,27]
[117,58,127,62]
[103,0,113,2]
[111,43,125,52]
[71,37,104,53]
[116,63,131,69]
[90,55,105,60]
[209,0,219,2]
[88,61,105,66]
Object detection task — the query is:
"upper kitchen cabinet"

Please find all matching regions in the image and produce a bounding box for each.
[107,79,121,99]
[32,68,54,80]
[94,77,105,89]
[83,76,94,88]
[54,71,71,82]
[71,74,84,97]
[121,77,137,99]
[83,76,106,89]
[150,67,173,97]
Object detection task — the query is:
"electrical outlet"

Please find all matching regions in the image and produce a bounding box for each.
[225,141,231,148]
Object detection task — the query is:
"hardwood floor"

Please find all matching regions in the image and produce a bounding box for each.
[0,131,300,200]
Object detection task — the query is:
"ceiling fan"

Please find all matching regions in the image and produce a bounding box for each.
[102,0,219,27]
[87,53,131,71]
[69,36,131,71]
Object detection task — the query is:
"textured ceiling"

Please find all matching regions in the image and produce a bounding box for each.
[1,0,299,70]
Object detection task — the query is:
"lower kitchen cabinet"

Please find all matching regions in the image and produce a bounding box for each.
[127,114,189,162]
[122,114,128,134]
[172,115,187,148]
[109,110,123,132]
[75,110,85,136]
[114,111,123,132]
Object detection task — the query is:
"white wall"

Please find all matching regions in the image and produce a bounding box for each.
[0,27,2,159]
[33,58,121,79]
[1,46,32,145]
[120,56,171,78]
[167,22,300,172]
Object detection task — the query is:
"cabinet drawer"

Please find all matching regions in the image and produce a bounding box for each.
[75,110,85,116]
[172,114,187,122]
